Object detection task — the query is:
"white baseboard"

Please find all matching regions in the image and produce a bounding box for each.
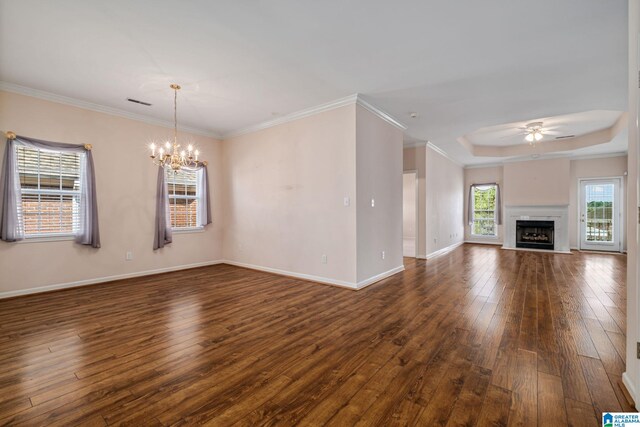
[221,260,357,289]
[426,241,464,259]
[1,259,406,299]
[356,265,405,289]
[623,372,639,410]
[464,240,503,246]
[222,260,404,290]
[0,260,224,300]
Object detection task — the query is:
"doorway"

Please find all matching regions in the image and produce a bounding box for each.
[403,172,417,257]
[579,178,622,252]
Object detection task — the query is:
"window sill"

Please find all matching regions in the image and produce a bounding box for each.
[172,227,205,235]
[19,235,76,244]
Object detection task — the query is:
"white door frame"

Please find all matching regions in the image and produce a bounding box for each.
[403,170,418,258]
[577,176,624,252]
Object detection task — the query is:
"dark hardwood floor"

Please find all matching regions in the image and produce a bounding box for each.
[0,244,635,426]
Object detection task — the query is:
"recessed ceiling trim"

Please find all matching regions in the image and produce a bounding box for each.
[463,151,628,169]
[222,94,406,140]
[0,81,222,139]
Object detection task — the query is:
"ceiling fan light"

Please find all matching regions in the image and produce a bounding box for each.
[525,133,534,142]
[535,131,543,141]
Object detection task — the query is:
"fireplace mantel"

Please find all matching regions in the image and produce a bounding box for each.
[502,205,570,253]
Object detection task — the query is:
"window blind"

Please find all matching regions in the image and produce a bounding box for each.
[16,146,82,236]
[166,168,199,229]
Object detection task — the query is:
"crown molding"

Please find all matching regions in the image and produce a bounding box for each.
[426,141,464,167]
[403,140,464,167]
[463,150,628,168]
[0,81,222,139]
[355,96,407,131]
[222,94,358,139]
[222,93,406,139]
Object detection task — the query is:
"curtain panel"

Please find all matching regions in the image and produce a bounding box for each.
[0,135,100,247]
[153,163,212,250]
[467,183,501,226]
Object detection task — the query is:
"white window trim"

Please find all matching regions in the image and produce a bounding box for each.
[166,169,201,230]
[17,145,83,239]
[471,185,498,238]
[172,226,205,234]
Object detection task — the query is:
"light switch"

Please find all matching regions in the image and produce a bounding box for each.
[343,197,350,207]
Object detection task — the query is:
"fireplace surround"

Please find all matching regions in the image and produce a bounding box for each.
[502,205,570,253]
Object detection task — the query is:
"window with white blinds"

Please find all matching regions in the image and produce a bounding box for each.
[166,168,199,229]
[16,146,83,237]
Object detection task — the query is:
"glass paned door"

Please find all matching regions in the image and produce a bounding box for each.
[579,178,621,252]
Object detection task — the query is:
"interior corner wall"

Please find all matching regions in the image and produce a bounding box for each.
[403,145,427,257]
[222,104,358,285]
[355,105,403,283]
[0,90,224,295]
[568,156,628,250]
[463,165,504,244]
[424,146,465,256]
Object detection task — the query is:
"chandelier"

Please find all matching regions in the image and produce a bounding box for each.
[149,84,202,171]
[524,122,544,145]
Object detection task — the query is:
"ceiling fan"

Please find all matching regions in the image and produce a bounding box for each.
[515,122,569,145]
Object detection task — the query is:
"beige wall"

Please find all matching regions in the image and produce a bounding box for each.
[0,91,224,294]
[403,173,416,239]
[569,156,627,249]
[425,146,465,256]
[403,145,427,256]
[503,158,571,206]
[222,104,358,284]
[403,145,465,257]
[223,104,403,286]
[464,165,504,243]
[355,106,404,282]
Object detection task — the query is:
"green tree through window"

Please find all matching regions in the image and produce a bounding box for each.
[472,185,496,236]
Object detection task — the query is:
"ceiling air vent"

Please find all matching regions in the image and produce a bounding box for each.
[555,135,575,140]
[126,98,152,106]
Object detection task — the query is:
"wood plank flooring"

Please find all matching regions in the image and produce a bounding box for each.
[0,244,635,426]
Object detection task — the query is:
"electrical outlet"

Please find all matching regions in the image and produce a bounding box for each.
[381,251,385,260]
[125,251,133,261]
[371,198,375,207]
[321,254,327,264]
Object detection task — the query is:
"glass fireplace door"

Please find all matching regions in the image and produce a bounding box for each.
[579,178,621,252]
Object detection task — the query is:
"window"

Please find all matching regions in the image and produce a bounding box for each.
[471,184,497,236]
[166,168,200,229]
[16,146,82,237]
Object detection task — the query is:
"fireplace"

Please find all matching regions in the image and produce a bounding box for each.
[516,220,554,250]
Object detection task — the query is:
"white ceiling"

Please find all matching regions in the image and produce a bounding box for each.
[0,0,628,165]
